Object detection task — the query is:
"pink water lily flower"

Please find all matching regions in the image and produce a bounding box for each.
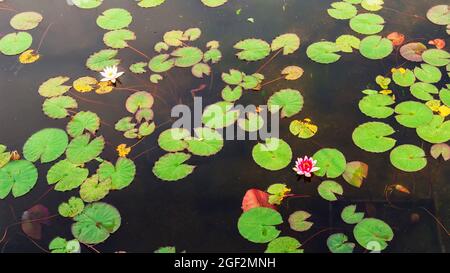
[293,156,320,177]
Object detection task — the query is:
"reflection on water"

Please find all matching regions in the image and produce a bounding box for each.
[0,0,448,253]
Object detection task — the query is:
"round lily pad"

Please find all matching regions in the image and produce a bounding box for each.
[312,148,346,178]
[163,30,186,46]
[234,39,271,61]
[80,175,111,203]
[392,68,415,87]
[72,202,121,244]
[72,0,103,9]
[47,160,89,191]
[23,128,68,163]
[43,96,78,119]
[97,158,136,190]
[222,69,243,85]
[158,128,190,152]
[440,88,450,107]
[318,180,343,201]
[342,161,368,188]
[126,91,154,113]
[38,76,71,97]
[341,205,365,224]
[394,101,433,128]
[86,49,120,71]
[361,0,384,11]
[268,89,304,118]
[359,35,393,60]
[49,237,81,253]
[238,112,264,132]
[129,62,147,74]
[66,135,105,165]
[103,29,136,49]
[201,0,227,7]
[191,63,211,78]
[288,211,313,232]
[136,0,166,8]
[185,127,224,156]
[0,32,32,56]
[327,233,355,253]
[58,197,84,218]
[172,47,203,67]
[202,101,240,129]
[152,153,195,181]
[416,115,450,144]
[399,42,426,62]
[427,5,450,25]
[410,82,439,101]
[10,12,43,30]
[252,138,292,171]
[390,144,427,172]
[221,86,243,102]
[414,64,442,83]
[289,119,318,139]
[148,54,174,73]
[265,237,303,253]
[96,8,132,30]
[271,33,300,55]
[353,218,393,251]
[237,207,282,243]
[349,13,385,35]
[306,41,341,64]
[0,160,38,199]
[359,94,395,118]
[335,34,360,53]
[67,111,100,137]
[352,122,396,153]
[327,2,358,20]
[422,49,450,67]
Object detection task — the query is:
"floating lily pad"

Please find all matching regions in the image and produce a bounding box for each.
[191,63,211,78]
[149,74,163,83]
[341,205,365,224]
[38,76,71,97]
[392,68,415,87]
[153,153,195,181]
[80,175,111,203]
[103,29,136,49]
[185,127,224,156]
[359,35,393,60]
[96,8,132,30]
[252,138,292,171]
[98,158,136,190]
[327,2,357,20]
[126,91,154,113]
[203,48,222,63]
[335,34,360,52]
[72,202,121,244]
[158,128,190,152]
[350,13,385,35]
[67,111,100,137]
[306,41,341,64]
[49,237,81,253]
[0,160,38,199]
[66,135,105,164]
[10,12,43,30]
[359,94,395,118]
[222,69,243,85]
[353,218,393,251]
[201,0,228,8]
[172,47,203,67]
[0,146,10,169]
[47,160,89,191]
[148,54,174,73]
[288,211,313,232]
[58,197,84,218]
[0,32,32,56]
[327,233,355,253]
[72,0,103,9]
[183,27,201,41]
[202,101,240,129]
[399,42,426,62]
[221,86,243,102]
[237,207,282,243]
[129,62,147,74]
[312,148,346,178]
[281,66,304,80]
[430,143,450,161]
[234,39,271,61]
[422,49,450,67]
[394,101,433,128]
[352,122,396,153]
[410,82,439,101]
[427,5,450,25]
[86,49,120,71]
[414,64,442,83]
[440,88,450,106]
[73,76,97,93]
[271,33,300,55]
[342,161,368,188]
[361,0,384,11]
[137,0,166,8]
[238,112,264,132]
[318,180,343,201]
[163,30,186,47]
[390,144,427,172]
[265,237,303,253]
[23,128,68,163]
[289,119,318,139]
[416,115,450,144]
[268,89,304,118]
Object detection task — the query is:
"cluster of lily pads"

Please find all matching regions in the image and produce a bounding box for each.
[70,0,229,9]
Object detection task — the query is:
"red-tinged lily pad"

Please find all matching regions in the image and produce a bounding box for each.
[400,42,427,62]
[430,143,450,161]
[241,189,276,212]
[342,161,368,188]
[387,32,405,46]
[21,204,50,240]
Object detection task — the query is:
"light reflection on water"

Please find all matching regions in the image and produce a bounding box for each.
[0,0,448,253]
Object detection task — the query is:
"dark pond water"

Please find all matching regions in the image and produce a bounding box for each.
[0,0,448,253]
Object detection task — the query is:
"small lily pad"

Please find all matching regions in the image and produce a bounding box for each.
[312,148,346,178]
[390,144,427,172]
[86,49,120,72]
[0,160,38,199]
[271,33,300,55]
[318,180,343,201]
[341,205,365,224]
[306,41,341,64]
[342,161,368,188]
[126,91,154,113]
[268,89,304,118]
[0,32,33,56]
[185,127,224,156]
[10,12,43,30]
[327,2,358,20]
[237,207,282,243]
[96,8,132,30]
[234,39,271,61]
[67,111,100,137]
[288,211,313,232]
[414,64,442,83]
[153,153,195,181]
[359,94,395,118]
[359,35,393,60]
[58,197,84,218]
[265,237,303,253]
[327,233,355,253]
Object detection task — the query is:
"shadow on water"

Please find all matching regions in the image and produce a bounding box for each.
[0,0,448,252]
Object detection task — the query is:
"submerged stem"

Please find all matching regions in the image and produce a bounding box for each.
[36,22,54,53]
[127,44,150,60]
[256,49,282,74]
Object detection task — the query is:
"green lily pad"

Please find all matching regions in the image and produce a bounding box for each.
[158,128,190,152]
[252,138,292,171]
[0,32,32,56]
[342,161,368,188]
[137,0,166,8]
[66,135,105,165]
[96,8,132,30]
[234,39,271,61]
[97,158,136,190]
[221,86,243,102]
[183,27,201,41]
[0,160,38,199]
[349,13,385,35]
[352,122,396,153]
[149,74,163,83]
[86,49,120,71]
[427,5,450,25]
[58,197,84,218]
[312,148,346,178]
[361,0,384,11]
[265,237,303,253]
[222,69,243,85]
[172,47,203,68]
[327,233,355,253]
[359,35,393,60]
[129,62,147,74]
[80,175,111,203]
[306,41,341,64]
[72,202,121,244]
[10,12,43,30]
[72,0,103,9]
[154,246,176,253]
[410,82,439,101]
[327,2,358,20]
[163,30,186,47]
[67,111,100,138]
[392,68,416,87]
[240,74,261,90]
[238,112,264,132]
[359,94,395,118]
[49,237,81,253]
[42,96,78,119]
[390,144,427,172]
[201,0,227,7]
[414,64,442,83]
[318,180,343,201]
[185,127,224,156]
[353,218,393,251]
[103,29,136,49]
[288,211,313,232]
[191,63,211,78]
[422,49,450,67]
[268,89,304,118]
[138,122,155,137]
[0,146,10,169]
[440,88,450,106]
[289,119,318,139]
[335,34,360,53]
[394,101,433,128]
[341,205,365,224]
[153,153,195,181]
[148,54,174,73]
[126,91,154,113]
[237,207,282,243]
[115,117,135,132]
[23,128,68,163]
[202,101,240,129]
[203,48,222,63]
[271,33,300,55]
[47,159,89,191]
[38,76,71,97]
[416,115,450,144]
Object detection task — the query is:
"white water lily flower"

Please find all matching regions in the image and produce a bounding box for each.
[100,65,124,83]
